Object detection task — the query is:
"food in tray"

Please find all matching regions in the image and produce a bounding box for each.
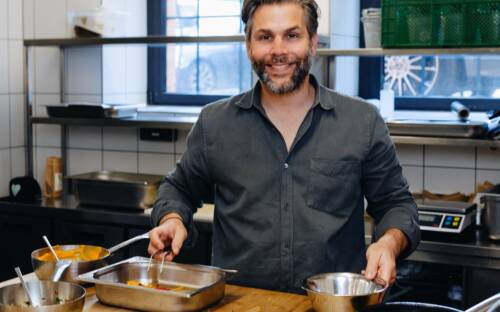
[126,280,192,292]
[37,245,104,261]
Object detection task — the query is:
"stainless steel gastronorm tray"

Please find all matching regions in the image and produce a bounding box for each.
[78,257,231,312]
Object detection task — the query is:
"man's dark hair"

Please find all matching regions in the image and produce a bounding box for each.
[241,0,320,40]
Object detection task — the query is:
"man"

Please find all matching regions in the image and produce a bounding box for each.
[149,0,420,292]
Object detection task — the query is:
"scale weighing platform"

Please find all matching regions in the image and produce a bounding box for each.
[417,199,476,233]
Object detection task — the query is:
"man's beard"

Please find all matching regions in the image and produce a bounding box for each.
[251,49,312,94]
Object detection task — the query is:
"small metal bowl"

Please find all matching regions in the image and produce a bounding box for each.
[0,280,85,312]
[303,273,388,312]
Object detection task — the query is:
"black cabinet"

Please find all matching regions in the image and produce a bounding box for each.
[53,220,127,261]
[0,215,51,280]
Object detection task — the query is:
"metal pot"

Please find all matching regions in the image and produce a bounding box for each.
[360,293,500,312]
[302,273,388,312]
[31,233,149,284]
[0,281,85,312]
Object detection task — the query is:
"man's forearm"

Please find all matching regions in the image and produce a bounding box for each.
[378,228,408,258]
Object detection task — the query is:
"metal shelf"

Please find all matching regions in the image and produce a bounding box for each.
[24,35,246,47]
[316,47,500,57]
[31,116,197,130]
[31,116,500,148]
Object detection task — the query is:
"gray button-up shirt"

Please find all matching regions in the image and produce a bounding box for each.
[152,75,420,292]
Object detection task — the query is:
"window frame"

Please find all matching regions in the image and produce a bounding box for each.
[358,0,500,112]
[147,0,241,106]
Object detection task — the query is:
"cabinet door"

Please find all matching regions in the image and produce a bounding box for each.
[0,215,51,281]
[53,221,126,261]
[127,226,212,265]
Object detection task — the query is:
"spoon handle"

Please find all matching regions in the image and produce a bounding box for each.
[14,267,36,307]
[43,235,60,261]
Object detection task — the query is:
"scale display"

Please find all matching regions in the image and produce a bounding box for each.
[418,211,468,233]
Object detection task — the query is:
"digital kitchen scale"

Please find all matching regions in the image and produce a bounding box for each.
[416,199,476,233]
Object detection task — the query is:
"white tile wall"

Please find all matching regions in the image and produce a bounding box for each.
[8,40,22,93]
[0,95,10,149]
[331,0,359,37]
[0,149,11,195]
[8,0,23,39]
[138,139,175,154]
[10,147,25,178]
[103,46,126,94]
[66,47,102,95]
[125,46,147,93]
[425,146,475,169]
[9,94,24,147]
[395,145,423,166]
[23,0,34,39]
[103,151,137,172]
[68,148,101,175]
[424,167,476,194]
[0,0,7,39]
[0,41,8,93]
[477,147,500,170]
[103,127,137,151]
[34,0,66,39]
[476,170,500,186]
[402,165,423,193]
[138,153,176,175]
[68,126,102,149]
[34,47,60,93]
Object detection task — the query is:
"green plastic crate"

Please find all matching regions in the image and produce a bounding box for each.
[382,0,500,48]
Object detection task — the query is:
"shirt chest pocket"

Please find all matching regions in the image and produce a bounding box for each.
[306,158,361,216]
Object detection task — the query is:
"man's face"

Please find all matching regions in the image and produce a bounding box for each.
[246,3,318,94]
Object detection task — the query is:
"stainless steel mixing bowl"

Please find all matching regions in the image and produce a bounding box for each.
[303,272,388,312]
[0,281,85,312]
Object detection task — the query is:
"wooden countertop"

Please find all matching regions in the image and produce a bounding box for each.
[0,273,312,312]
[84,284,312,312]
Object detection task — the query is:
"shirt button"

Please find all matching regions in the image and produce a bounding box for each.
[284,163,289,169]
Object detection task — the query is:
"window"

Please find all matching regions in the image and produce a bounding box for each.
[148,0,252,106]
[359,1,500,111]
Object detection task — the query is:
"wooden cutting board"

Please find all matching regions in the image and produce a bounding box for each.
[84,284,314,312]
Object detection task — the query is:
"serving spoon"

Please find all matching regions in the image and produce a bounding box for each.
[14,267,36,307]
[42,235,72,281]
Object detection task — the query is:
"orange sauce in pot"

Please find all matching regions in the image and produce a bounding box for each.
[37,245,105,261]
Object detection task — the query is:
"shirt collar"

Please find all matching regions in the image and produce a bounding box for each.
[234,74,336,111]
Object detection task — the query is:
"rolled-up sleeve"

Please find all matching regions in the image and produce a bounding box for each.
[362,111,420,259]
[151,110,214,248]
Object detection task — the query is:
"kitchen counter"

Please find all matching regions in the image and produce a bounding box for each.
[1,197,500,269]
[0,273,312,312]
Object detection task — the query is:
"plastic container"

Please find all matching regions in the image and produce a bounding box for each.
[43,156,63,199]
[379,83,394,119]
[382,0,500,48]
[67,6,127,37]
[361,8,382,48]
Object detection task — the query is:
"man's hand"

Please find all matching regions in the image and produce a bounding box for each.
[364,228,408,286]
[148,213,188,261]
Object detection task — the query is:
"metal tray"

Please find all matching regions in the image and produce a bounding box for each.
[78,257,235,312]
[68,171,163,210]
[386,119,488,138]
[46,103,145,119]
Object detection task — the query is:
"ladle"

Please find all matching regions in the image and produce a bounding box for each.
[42,235,71,281]
[14,266,36,307]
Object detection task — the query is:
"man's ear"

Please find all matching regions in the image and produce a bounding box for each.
[311,33,318,56]
[246,40,252,59]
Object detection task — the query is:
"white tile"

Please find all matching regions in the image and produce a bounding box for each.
[125,0,147,36]
[9,94,24,147]
[0,149,11,196]
[175,129,189,154]
[316,0,329,36]
[0,41,8,93]
[68,126,102,149]
[477,147,500,170]
[35,124,61,147]
[34,0,66,39]
[331,0,359,37]
[103,151,137,172]
[23,0,34,39]
[476,170,500,186]
[125,92,146,104]
[138,153,175,175]
[138,139,175,153]
[0,0,7,39]
[8,40,22,93]
[10,147,25,177]
[34,47,60,93]
[0,95,10,148]
[68,148,101,175]
[103,127,137,151]
[402,165,423,194]
[425,146,475,169]
[8,0,23,39]
[34,147,61,184]
[64,94,101,103]
[424,167,475,194]
[103,46,126,94]
[125,46,147,93]
[102,93,126,103]
[66,47,102,94]
[395,144,423,166]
